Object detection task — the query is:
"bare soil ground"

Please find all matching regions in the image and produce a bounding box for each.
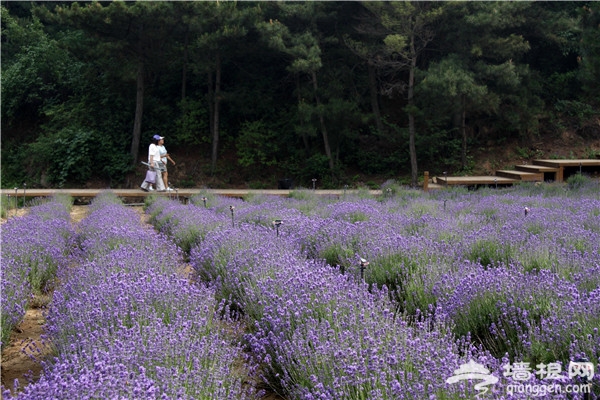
[1,206,88,396]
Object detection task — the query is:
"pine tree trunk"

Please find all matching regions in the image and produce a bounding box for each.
[181,29,189,101]
[461,95,467,169]
[311,70,334,174]
[368,63,384,135]
[296,74,310,151]
[210,52,222,174]
[408,38,418,187]
[130,36,145,166]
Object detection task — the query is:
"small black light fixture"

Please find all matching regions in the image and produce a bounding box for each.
[272,219,283,236]
[14,187,18,210]
[23,183,27,206]
[573,357,592,400]
[524,206,530,216]
[202,197,207,208]
[230,205,235,227]
[312,178,317,190]
[359,257,369,280]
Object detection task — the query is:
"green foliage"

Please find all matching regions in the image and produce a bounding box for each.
[175,98,210,147]
[566,173,589,190]
[236,120,279,168]
[554,100,598,121]
[1,7,76,122]
[0,195,14,218]
[1,2,598,187]
[579,3,600,100]
[27,128,95,187]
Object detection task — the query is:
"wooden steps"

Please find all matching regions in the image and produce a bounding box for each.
[434,159,600,187]
[495,170,543,181]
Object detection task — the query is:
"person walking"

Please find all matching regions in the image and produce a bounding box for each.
[158,137,175,191]
[140,135,166,192]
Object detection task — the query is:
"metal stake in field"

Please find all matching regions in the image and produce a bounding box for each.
[272,219,283,236]
[359,257,369,281]
[574,356,591,400]
[230,205,235,227]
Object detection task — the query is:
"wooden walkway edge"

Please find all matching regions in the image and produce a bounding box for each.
[0,188,384,200]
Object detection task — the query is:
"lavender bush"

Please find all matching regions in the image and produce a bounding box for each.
[2,196,257,399]
[1,197,74,347]
[5,182,598,398]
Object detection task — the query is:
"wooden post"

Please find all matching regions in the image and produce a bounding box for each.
[423,171,429,192]
[557,166,564,183]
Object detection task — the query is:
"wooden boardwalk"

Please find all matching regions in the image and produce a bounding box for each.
[434,159,600,187]
[2,159,598,200]
[0,188,383,201]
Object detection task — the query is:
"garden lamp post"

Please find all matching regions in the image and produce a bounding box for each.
[359,257,369,281]
[524,207,530,216]
[14,187,18,210]
[230,206,235,227]
[312,178,317,190]
[272,219,283,237]
[23,183,26,205]
[574,357,592,400]
[202,197,207,208]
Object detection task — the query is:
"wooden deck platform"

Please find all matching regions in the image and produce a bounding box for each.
[435,176,517,186]
[434,158,600,186]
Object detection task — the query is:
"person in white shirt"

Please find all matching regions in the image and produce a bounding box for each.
[141,135,166,191]
[158,137,175,191]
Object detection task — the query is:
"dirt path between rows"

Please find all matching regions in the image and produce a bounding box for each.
[1,206,89,396]
[1,205,281,399]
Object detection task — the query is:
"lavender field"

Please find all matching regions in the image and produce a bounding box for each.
[2,182,599,399]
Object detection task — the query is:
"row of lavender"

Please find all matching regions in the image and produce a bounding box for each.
[1,195,74,348]
[3,192,259,399]
[146,184,599,399]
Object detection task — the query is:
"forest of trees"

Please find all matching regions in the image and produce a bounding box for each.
[2,1,599,188]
